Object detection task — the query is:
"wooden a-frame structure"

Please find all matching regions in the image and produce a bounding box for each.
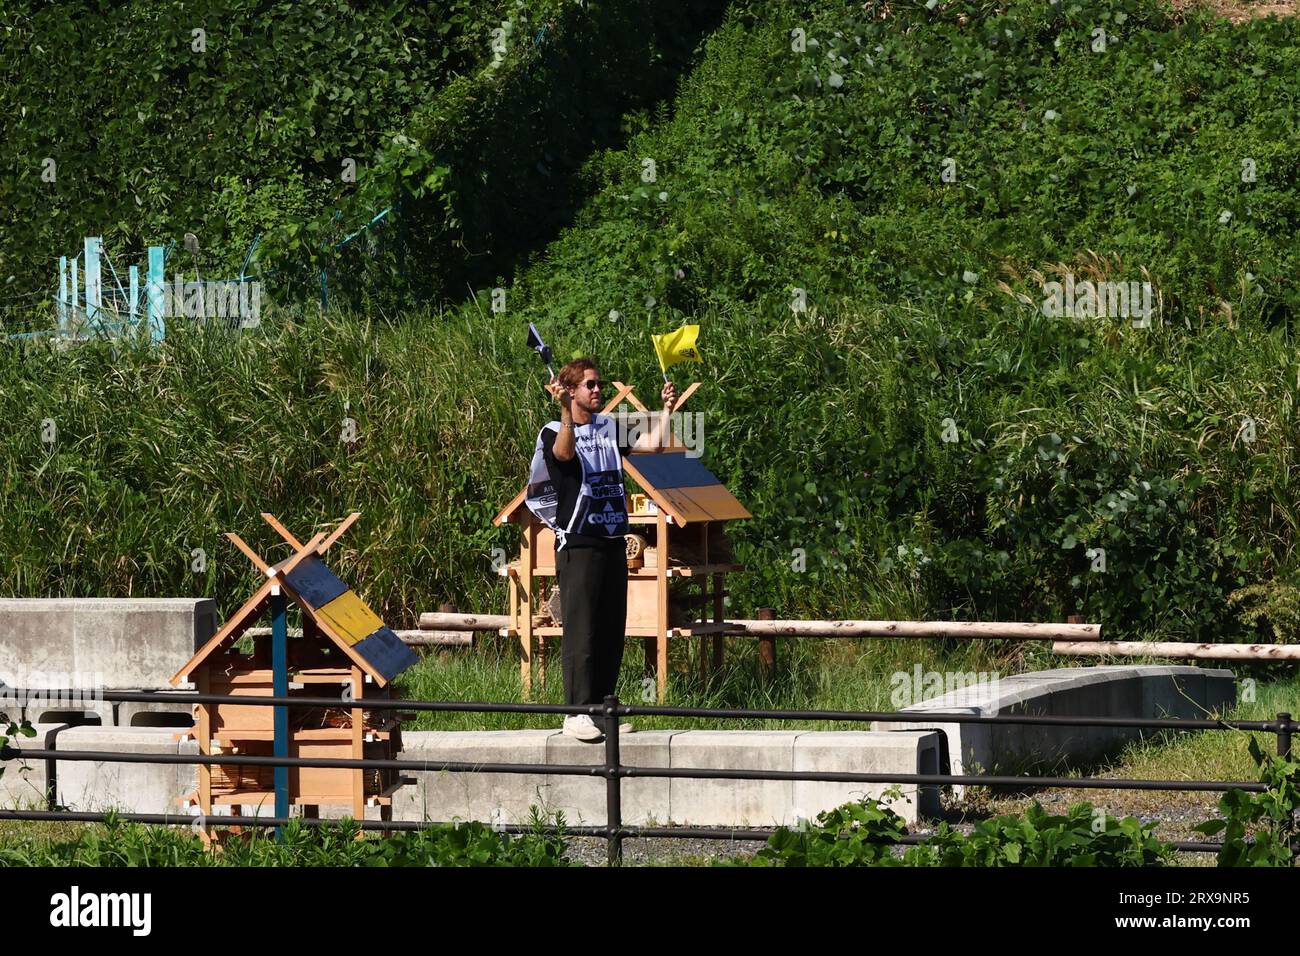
[170,512,417,843]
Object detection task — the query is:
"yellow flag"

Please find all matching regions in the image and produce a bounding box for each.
[651,324,703,373]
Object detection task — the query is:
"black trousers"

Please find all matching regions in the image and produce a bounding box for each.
[555,543,628,706]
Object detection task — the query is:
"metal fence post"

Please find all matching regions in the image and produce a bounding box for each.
[602,694,623,866]
[1278,712,1292,760]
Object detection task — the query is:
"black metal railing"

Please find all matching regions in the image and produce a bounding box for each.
[1,686,1293,865]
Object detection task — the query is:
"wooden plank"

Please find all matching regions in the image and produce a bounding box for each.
[623,452,722,490]
[655,487,713,523]
[319,512,361,553]
[672,381,701,412]
[600,381,638,414]
[419,612,513,630]
[673,484,751,521]
[620,458,687,526]
[260,512,305,549]
[493,488,528,527]
[1054,641,1300,660]
[668,563,745,577]
[284,556,350,610]
[197,672,211,845]
[724,620,1103,639]
[226,532,272,574]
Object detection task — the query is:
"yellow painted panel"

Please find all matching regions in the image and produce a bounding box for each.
[677,484,751,520]
[316,590,385,646]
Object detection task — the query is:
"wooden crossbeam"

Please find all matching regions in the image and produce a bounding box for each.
[226,532,273,575]
[258,511,360,556]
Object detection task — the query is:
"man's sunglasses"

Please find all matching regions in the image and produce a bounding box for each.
[581,379,608,390]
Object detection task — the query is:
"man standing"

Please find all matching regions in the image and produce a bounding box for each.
[525,358,675,739]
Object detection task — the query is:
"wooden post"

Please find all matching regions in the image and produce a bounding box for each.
[350,665,365,826]
[197,671,212,847]
[696,521,708,677]
[520,521,535,698]
[271,589,290,837]
[757,607,777,680]
[712,570,725,672]
[656,510,669,703]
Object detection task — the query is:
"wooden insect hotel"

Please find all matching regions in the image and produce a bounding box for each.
[493,382,749,702]
[169,513,418,842]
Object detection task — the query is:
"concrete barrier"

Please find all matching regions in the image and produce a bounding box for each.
[0,722,68,810]
[392,730,556,827]
[0,598,214,725]
[0,597,215,686]
[55,726,196,817]
[393,728,942,826]
[873,665,1237,796]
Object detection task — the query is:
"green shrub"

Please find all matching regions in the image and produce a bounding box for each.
[0,812,572,867]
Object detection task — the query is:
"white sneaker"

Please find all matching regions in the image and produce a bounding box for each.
[562,714,603,741]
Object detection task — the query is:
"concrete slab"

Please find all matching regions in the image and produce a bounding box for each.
[873,665,1237,798]
[544,731,678,826]
[391,730,558,826]
[0,722,68,810]
[0,598,216,691]
[668,731,801,828]
[792,731,941,824]
[56,726,191,816]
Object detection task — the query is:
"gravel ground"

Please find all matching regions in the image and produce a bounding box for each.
[561,832,763,866]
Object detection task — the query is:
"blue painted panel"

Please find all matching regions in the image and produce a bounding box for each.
[271,591,290,831]
[284,555,349,610]
[624,452,722,490]
[353,626,418,682]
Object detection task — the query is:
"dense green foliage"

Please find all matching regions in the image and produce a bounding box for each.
[0,0,572,325]
[1194,736,1300,866]
[3,0,1300,643]
[731,795,1174,866]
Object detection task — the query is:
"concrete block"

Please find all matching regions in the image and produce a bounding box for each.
[20,695,113,727]
[668,731,801,827]
[391,730,557,826]
[544,731,677,826]
[115,692,196,729]
[873,665,1236,800]
[0,598,216,691]
[1202,669,1237,714]
[792,731,940,825]
[56,726,191,816]
[0,722,68,810]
